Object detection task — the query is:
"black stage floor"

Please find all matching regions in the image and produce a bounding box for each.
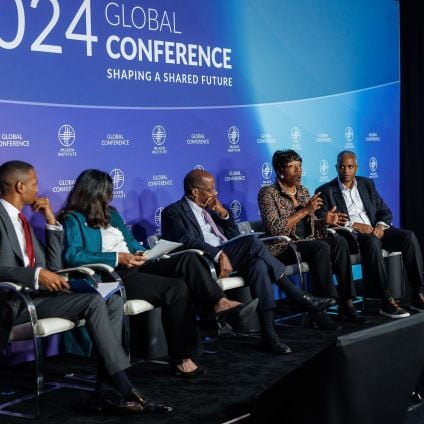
[1,307,424,424]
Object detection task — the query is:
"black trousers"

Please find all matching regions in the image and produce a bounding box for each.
[14,292,130,376]
[221,236,286,312]
[277,236,356,301]
[118,252,222,360]
[356,227,424,297]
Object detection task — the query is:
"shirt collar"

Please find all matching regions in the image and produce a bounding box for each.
[338,177,357,192]
[185,196,203,214]
[0,198,20,220]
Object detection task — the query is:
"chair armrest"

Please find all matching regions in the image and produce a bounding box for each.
[0,281,24,292]
[160,249,204,259]
[57,266,96,277]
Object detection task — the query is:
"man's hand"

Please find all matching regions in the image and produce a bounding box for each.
[304,192,324,215]
[39,269,70,291]
[32,197,56,225]
[218,252,233,278]
[204,195,228,218]
[352,223,373,234]
[372,224,385,239]
[118,252,147,268]
[324,206,349,226]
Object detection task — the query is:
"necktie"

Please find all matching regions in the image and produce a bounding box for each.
[202,209,228,242]
[18,212,36,267]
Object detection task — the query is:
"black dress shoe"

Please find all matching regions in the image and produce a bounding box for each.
[261,337,292,355]
[125,388,173,414]
[170,362,207,378]
[309,311,341,331]
[294,293,336,312]
[88,390,144,415]
[338,303,370,325]
[216,298,259,321]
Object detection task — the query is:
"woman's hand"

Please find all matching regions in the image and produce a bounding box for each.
[304,192,323,214]
[118,252,147,268]
[324,206,349,226]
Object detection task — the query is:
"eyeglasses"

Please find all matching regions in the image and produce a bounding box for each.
[194,186,217,194]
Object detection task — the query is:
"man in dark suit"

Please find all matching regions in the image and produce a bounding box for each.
[0,160,171,414]
[316,150,424,318]
[161,169,335,355]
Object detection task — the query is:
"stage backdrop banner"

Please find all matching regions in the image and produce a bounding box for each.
[0,0,400,240]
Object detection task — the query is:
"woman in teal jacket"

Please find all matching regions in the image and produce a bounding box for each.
[59,169,253,377]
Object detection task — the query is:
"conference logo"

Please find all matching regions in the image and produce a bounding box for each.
[0,132,30,148]
[224,170,246,182]
[315,132,332,143]
[230,200,242,220]
[154,207,164,228]
[110,168,126,198]
[291,126,302,143]
[152,125,167,155]
[57,124,77,157]
[369,156,378,179]
[101,133,130,147]
[345,126,354,144]
[58,125,76,147]
[187,133,210,145]
[227,126,241,153]
[257,132,276,144]
[319,159,329,176]
[319,159,330,183]
[366,132,381,142]
[262,162,273,180]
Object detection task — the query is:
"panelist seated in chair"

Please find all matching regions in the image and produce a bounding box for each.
[0,160,171,415]
[258,150,364,327]
[58,169,257,378]
[315,150,424,319]
[161,169,335,356]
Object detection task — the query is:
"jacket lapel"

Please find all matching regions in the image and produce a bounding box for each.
[331,180,349,215]
[0,202,25,264]
[181,198,204,238]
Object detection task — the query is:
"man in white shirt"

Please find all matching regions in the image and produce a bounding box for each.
[316,151,424,318]
[0,160,171,415]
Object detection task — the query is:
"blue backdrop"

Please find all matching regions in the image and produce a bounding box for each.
[0,0,400,241]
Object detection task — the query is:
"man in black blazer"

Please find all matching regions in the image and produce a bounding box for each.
[0,160,170,414]
[315,151,424,318]
[161,169,335,355]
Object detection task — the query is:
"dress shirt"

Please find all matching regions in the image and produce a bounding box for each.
[0,199,62,289]
[185,197,224,262]
[337,178,389,230]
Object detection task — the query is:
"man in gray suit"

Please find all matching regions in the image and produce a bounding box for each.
[0,160,171,415]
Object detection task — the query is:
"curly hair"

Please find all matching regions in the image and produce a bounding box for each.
[271,149,302,176]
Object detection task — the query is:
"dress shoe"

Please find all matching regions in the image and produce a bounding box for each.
[125,388,173,414]
[309,311,341,331]
[215,298,259,321]
[338,302,369,325]
[410,293,424,312]
[293,293,336,313]
[170,362,207,378]
[261,336,292,355]
[87,390,144,415]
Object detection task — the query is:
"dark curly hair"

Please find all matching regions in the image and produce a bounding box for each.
[272,149,302,177]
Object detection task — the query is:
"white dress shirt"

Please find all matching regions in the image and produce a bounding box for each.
[337,178,389,229]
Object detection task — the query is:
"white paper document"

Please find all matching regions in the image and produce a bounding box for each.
[142,239,183,260]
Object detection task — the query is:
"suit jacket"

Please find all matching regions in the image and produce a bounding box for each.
[315,176,393,226]
[161,197,240,259]
[62,208,144,268]
[0,201,63,349]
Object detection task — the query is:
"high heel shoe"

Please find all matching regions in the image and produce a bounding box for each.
[308,310,341,331]
[215,298,259,321]
[169,362,207,379]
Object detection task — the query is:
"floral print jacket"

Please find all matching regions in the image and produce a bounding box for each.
[257,182,327,256]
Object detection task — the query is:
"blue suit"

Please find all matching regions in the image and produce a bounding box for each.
[161,198,287,312]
